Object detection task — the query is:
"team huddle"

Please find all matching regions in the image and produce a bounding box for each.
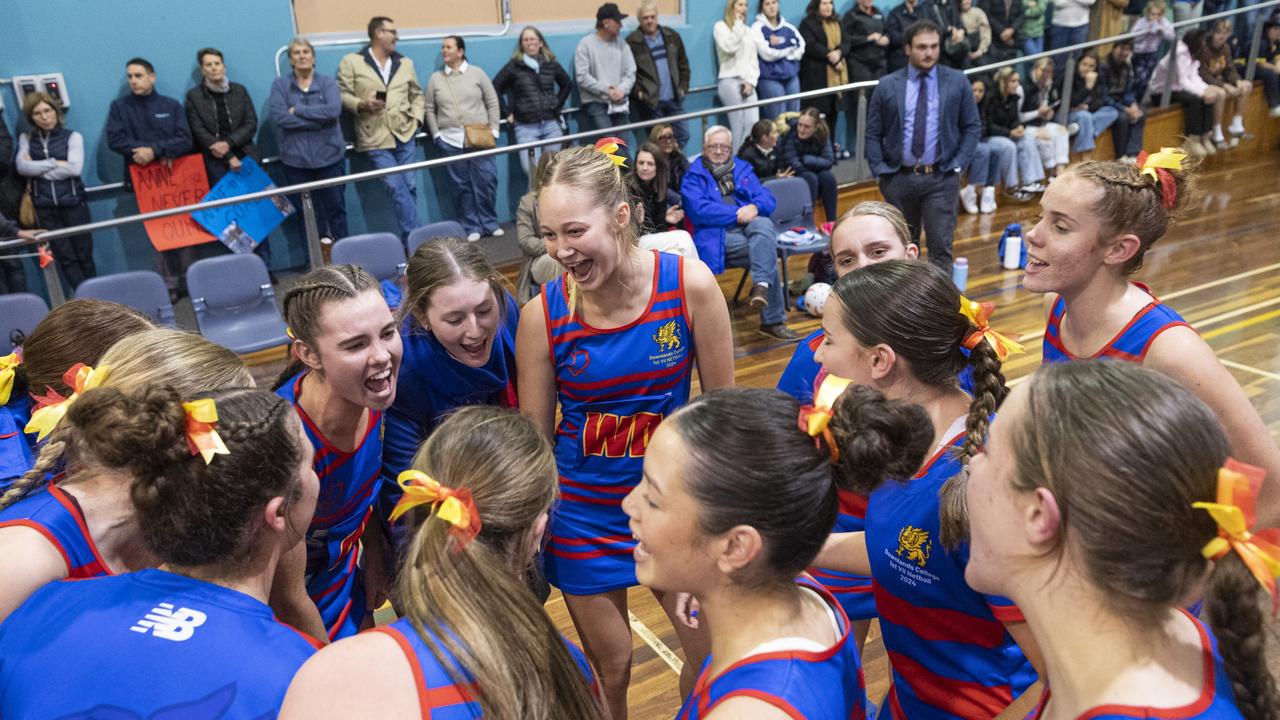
[0,143,1277,720]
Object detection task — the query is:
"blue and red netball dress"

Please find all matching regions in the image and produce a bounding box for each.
[0,396,33,488]
[0,483,109,578]
[278,372,385,640]
[0,569,318,719]
[374,616,597,718]
[542,250,694,594]
[676,577,868,720]
[1043,286,1190,364]
[1031,611,1242,719]
[778,329,826,404]
[866,433,1037,720]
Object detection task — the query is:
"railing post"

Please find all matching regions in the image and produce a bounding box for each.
[527,147,537,192]
[1058,55,1077,126]
[854,88,871,182]
[1160,29,1180,109]
[39,243,67,306]
[1244,11,1265,83]
[300,191,324,270]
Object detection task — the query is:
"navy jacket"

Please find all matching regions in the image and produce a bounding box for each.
[681,156,776,274]
[865,64,981,176]
[105,92,193,176]
[268,73,347,169]
[778,120,836,174]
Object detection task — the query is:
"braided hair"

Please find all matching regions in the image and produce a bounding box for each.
[272,264,380,390]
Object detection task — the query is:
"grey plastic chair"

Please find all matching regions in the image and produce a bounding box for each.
[331,233,407,282]
[74,270,177,327]
[0,293,49,354]
[731,177,826,306]
[407,221,466,255]
[186,254,289,354]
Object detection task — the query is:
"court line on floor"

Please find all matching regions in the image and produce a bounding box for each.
[1220,359,1280,383]
[629,611,684,676]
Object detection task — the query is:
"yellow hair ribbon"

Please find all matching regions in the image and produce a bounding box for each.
[24,363,110,442]
[594,136,628,167]
[182,398,230,464]
[959,296,1025,362]
[797,374,853,464]
[1138,147,1185,183]
[0,351,20,406]
[1192,459,1280,614]
[391,470,483,549]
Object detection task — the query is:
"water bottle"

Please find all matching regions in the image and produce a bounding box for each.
[1001,224,1023,270]
[952,257,969,292]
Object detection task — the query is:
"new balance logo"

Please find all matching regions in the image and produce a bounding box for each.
[130,603,208,641]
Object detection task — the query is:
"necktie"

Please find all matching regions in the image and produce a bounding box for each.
[911,70,928,163]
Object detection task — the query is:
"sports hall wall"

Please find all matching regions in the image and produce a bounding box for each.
[0,0,824,276]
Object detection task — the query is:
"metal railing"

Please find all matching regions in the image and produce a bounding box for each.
[6,0,1276,307]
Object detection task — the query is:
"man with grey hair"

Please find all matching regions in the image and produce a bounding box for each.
[627,0,691,148]
[682,126,797,341]
[576,3,638,142]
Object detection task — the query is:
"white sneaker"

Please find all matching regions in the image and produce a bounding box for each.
[1270,106,1280,118]
[1212,127,1226,144]
[1117,155,1135,163]
[466,232,481,241]
[1228,117,1245,135]
[1067,122,1081,136]
[491,227,505,237]
[979,187,997,214]
[960,185,979,215]
[1021,181,1048,193]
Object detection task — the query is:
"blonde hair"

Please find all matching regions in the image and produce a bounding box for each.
[400,237,509,331]
[831,201,913,249]
[0,328,253,511]
[638,0,660,16]
[395,406,598,718]
[723,0,743,26]
[22,92,64,127]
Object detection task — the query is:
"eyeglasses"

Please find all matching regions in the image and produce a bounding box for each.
[705,143,732,152]
[657,133,675,141]
[379,28,399,37]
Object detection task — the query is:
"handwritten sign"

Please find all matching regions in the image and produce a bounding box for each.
[129,155,216,251]
[192,157,295,254]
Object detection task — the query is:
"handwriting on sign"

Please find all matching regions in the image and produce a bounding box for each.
[130,155,216,251]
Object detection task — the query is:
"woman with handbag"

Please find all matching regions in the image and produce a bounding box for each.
[16,93,95,289]
[425,35,502,242]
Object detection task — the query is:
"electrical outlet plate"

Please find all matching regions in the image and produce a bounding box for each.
[11,73,70,109]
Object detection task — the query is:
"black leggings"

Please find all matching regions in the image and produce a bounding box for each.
[1166,91,1216,136]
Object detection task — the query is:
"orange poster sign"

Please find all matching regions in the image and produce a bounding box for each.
[129,154,216,251]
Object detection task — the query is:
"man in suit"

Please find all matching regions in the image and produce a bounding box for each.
[865,19,980,273]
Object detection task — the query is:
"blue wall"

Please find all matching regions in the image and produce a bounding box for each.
[0,0,822,277]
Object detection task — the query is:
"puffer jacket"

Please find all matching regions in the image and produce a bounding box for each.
[491,55,572,124]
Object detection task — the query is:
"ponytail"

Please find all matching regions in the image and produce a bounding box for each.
[1205,554,1280,720]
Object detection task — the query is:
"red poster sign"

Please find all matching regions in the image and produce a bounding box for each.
[129,154,216,251]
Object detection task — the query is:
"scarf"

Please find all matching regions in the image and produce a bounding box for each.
[822,19,847,95]
[204,77,231,94]
[521,53,540,72]
[710,159,737,198]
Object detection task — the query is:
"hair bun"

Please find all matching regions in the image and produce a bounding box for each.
[68,385,189,481]
[829,384,934,494]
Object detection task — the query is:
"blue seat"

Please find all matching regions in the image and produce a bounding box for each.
[186,254,289,355]
[74,271,176,327]
[0,293,49,354]
[407,221,466,255]
[331,233,407,282]
[731,177,828,306]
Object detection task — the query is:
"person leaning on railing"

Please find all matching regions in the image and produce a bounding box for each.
[185,48,258,186]
[492,26,572,178]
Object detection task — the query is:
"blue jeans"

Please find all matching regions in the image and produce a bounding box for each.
[1070,106,1120,152]
[757,75,801,119]
[635,98,689,148]
[1011,132,1046,186]
[1049,24,1089,51]
[283,161,349,241]
[365,138,420,236]
[724,216,784,326]
[513,119,564,178]
[968,140,992,186]
[1022,36,1044,56]
[434,138,499,237]
[970,137,1017,187]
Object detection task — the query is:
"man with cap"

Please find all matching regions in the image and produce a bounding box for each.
[575,3,638,143]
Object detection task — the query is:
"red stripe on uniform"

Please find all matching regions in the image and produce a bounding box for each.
[874,583,1007,648]
[559,491,626,506]
[837,489,868,519]
[559,359,690,392]
[548,544,634,560]
[551,533,634,545]
[553,306,687,345]
[559,368,691,403]
[559,477,633,495]
[48,486,111,578]
[886,650,1014,719]
[706,689,808,719]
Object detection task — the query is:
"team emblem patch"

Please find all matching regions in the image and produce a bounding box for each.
[896,525,931,568]
[652,320,681,353]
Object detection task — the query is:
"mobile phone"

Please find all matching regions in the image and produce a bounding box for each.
[375,90,387,101]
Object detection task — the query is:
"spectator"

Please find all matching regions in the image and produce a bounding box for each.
[15,93,95,289]
[982,0,1025,62]
[1090,0,1129,52]
[337,16,426,238]
[1067,51,1119,153]
[514,151,561,303]
[715,0,762,150]
[1198,20,1252,150]
[425,35,502,242]
[986,67,1048,199]
[1256,19,1280,118]
[630,143,698,258]
[1149,29,1225,156]
[866,19,981,273]
[0,119,26,294]
[1130,0,1174,102]
[1023,57,1072,178]
[628,1,692,147]
[886,0,958,71]
[1050,0,1096,49]
[648,122,690,190]
[492,26,571,177]
[0,206,40,293]
[799,0,851,124]
[843,0,890,126]
[269,36,349,243]
[575,3,637,139]
[105,57,194,298]
[1019,0,1047,56]
[1097,39,1148,161]
[961,78,1013,214]
[754,0,807,119]
[959,0,993,66]
[778,107,838,222]
[1171,0,1201,25]
[185,48,258,186]
[682,125,797,340]
[737,118,794,178]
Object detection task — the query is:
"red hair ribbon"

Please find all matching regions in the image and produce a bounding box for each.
[24,363,110,441]
[1192,458,1280,615]
[798,374,853,465]
[391,470,484,550]
[1135,149,1184,210]
[594,137,628,167]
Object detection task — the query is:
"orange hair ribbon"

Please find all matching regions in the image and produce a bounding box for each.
[1191,458,1280,614]
[391,470,483,549]
[594,136,628,168]
[24,363,110,441]
[182,399,230,464]
[959,296,1025,362]
[1135,148,1184,210]
[797,373,853,464]
[0,351,20,406]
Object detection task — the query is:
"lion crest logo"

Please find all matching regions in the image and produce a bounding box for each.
[896,525,931,568]
[652,320,681,353]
